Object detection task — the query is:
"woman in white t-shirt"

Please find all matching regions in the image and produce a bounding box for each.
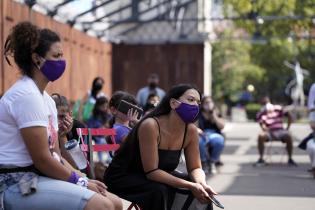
[0,22,121,210]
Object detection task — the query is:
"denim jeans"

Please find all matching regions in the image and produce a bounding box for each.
[2,176,94,210]
[199,129,224,162]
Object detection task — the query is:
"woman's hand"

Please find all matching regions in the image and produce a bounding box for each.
[201,182,218,197]
[58,114,73,137]
[88,179,108,197]
[190,183,213,204]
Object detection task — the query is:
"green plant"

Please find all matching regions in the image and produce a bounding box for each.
[245,103,261,120]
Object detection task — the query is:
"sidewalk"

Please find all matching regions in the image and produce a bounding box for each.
[207,122,314,210]
[121,122,314,209]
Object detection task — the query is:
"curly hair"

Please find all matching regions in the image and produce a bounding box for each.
[4,21,60,77]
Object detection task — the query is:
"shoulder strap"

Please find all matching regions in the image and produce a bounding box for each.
[152,117,161,146]
[181,124,188,149]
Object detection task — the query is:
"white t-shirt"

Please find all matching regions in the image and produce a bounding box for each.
[0,76,58,167]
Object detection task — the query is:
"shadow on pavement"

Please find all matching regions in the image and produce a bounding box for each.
[218,162,315,198]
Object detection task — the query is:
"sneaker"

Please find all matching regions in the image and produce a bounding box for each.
[202,161,210,174]
[253,158,266,167]
[288,158,298,167]
[215,161,224,167]
[209,163,217,174]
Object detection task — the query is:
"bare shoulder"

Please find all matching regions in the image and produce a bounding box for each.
[138,118,159,133]
[138,118,160,145]
[187,123,198,134]
[185,123,199,143]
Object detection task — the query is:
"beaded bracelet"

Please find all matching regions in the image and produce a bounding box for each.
[76,177,89,188]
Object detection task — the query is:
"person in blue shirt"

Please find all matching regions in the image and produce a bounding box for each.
[136,73,165,108]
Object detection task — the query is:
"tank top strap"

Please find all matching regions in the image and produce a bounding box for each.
[181,124,188,150]
[152,117,162,146]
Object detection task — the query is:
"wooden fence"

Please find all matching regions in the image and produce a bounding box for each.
[112,43,204,96]
[0,0,112,100]
[0,0,205,101]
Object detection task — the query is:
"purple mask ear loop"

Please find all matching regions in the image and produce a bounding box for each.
[33,60,42,71]
[34,56,48,78]
[35,55,45,69]
[173,99,182,106]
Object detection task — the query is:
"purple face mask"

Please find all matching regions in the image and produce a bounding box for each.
[175,100,200,123]
[40,59,66,82]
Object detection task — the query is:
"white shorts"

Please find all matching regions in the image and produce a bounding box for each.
[267,129,290,142]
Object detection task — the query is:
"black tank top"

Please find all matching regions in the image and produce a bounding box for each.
[107,117,187,175]
[155,117,187,172]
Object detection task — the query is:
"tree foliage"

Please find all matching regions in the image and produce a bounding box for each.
[212,30,265,102]
[214,0,315,103]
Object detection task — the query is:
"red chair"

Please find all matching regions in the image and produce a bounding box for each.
[76,128,142,210]
[76,128,120,179]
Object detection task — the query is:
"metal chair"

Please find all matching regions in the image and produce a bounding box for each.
[265,139,287,163]
[76,128,142,210]
[77,128,120,178]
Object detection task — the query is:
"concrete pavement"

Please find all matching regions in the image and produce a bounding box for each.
[121,122,314,209]
[206,122,315,210]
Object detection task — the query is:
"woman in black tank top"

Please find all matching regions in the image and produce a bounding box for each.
[104,84,217,210]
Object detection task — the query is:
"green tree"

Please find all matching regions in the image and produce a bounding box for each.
[212,30,265,102]
[221,0,315,103]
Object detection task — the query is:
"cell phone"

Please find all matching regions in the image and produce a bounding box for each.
[117,100,143,119]
[208,196,224,209]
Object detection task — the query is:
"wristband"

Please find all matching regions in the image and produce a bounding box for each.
[67,171,80,184]
[67,171,88,188]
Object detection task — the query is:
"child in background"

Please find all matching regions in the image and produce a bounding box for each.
[143,92,160,115]
[51,93,88,176]
[87,96,112,162]
[87,97,112,128]
[109,91,140,144]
